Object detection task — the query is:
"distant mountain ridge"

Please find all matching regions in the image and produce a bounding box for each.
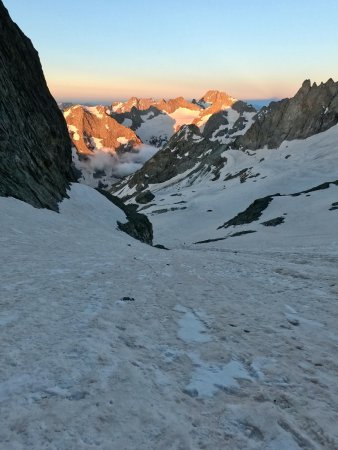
[110,89,241,142]
[63,79,338,225]
[112,96,202,114]
[110,78,338,212]
[64,90,256,188]
[108,79,338,250]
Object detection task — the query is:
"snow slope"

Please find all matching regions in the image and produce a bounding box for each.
[135,108,202,148]
[135,111,175,146]
[1,184,338,449]
[123,123,338,251]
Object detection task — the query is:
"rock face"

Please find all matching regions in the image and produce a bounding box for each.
[198,89,236,106]
[237,79,338,149]
[112,106,158,132]
[97,189,153,245]
[0,1,73,210]
[64,105,141,154]
[194,90,237,124]
[196,90,236,112]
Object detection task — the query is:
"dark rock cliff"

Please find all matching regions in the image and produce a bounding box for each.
[0,1,73,210]
[236,79,338,149]
[97,189,153,245]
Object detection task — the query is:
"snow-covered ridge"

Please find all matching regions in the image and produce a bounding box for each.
[110,90,248,150]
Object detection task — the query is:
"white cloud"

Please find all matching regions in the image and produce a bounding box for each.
[73,144,159,182]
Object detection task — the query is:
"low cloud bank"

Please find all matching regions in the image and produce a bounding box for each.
[73,144,159,185]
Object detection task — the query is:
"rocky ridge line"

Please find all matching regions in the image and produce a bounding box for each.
[236,79,338,149]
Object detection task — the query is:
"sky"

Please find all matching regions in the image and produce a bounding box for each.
[4,0,338,102]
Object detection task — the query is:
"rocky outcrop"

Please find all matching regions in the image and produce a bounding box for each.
[236,79,338,149]
[135,190,155,204]
[97,189,153,245]
[232,100,256,114]
[201,111,228,137]
[111,105,163,133]
[218,196,275,228]
[64,105,141,154]
[0,1,73,210]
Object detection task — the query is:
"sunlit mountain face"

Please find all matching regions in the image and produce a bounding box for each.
[61,90,257,187]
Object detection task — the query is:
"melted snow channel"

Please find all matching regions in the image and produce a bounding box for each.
[174,305,211,343]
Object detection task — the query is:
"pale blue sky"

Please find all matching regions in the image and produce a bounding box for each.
[4,0,338,101]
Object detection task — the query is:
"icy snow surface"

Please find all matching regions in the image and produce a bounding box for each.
[1,182,338,449]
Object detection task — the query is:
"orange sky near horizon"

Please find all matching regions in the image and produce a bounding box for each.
[46,73,307,103]
[7,0,337,104]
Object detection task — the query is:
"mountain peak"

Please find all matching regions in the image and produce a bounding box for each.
[64,105,141,155]
[301,79,311,88]
[299,78,337,94]
[199,89,236,106]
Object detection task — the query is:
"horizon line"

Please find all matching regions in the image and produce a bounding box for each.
[55,96,282,105]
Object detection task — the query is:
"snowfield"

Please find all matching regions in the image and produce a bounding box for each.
[135,108,200,148]
[125,123,338,251]
[1,184,338,449]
